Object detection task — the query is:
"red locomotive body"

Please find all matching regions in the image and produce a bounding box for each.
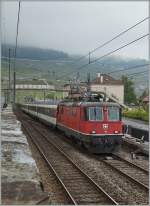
[56,101,123,153]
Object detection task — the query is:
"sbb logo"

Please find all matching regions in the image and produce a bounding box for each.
[103,124,108,129]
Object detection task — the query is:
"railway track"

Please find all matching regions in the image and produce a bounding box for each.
[14,109,148,204]
[112,153,149,173]
[21,118,118,205]
[27,117,149,191]
[22,112,149,192]
[100,154,149,190]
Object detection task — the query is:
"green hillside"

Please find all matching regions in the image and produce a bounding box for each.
[1,46,149,96]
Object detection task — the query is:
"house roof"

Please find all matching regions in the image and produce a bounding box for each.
[142,96,149,103]
[91,74,123,85]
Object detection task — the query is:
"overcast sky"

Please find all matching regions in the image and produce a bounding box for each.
[1,1,149,60]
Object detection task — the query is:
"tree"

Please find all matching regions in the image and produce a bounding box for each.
[122,75,137,104]
[46,92,55,99]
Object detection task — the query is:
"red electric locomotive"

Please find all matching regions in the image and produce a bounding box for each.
[56,100,123,153]
[20,90,123,153]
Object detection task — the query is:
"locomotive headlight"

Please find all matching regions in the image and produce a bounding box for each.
[91,130,96,134]
[114,131,119,134]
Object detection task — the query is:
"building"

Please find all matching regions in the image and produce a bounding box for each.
[15,80,55,90]
[63,73,124,104]
[15,84,55,90]
[90,73,124,104]
[142,96,149,105]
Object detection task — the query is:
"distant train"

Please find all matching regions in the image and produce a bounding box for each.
[19,100,123,153]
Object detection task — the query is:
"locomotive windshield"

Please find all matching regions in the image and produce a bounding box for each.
[86,107,103,121]
[108,106,120,121]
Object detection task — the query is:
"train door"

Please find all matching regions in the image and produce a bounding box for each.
[57,105,63,122]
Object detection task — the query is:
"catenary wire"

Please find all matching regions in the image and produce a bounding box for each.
[61,33,149,79]
[68,17,149,66]
[107,63,149,75]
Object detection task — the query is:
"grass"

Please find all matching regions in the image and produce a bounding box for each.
[122,107,149,122]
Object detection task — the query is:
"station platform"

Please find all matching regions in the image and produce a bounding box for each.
[123,117,149,131]
[123,134,149,156]
[123,117,149,142]
[1,105,48,204]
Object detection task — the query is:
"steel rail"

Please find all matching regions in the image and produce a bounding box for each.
[24,116,149,192]
[113,153,149,173]
[22,121,77,205]
[101,159,149,191]
[24,119,118,205]
[36,195,50,205]
[18,110,148,202]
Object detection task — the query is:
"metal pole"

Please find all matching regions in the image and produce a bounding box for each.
[13,72,16,108]
[13,1,21,108]
[89,52,91,64]
[87,73,91,93]
[8,48,11,103]
[9,48,11,90]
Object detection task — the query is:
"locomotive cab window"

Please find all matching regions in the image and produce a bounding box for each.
[108,106,119,121]
[86,107,103,121]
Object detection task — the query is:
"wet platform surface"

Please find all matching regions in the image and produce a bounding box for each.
[123,134,149,156]
[123,117,149,131]
[1,105,47,205]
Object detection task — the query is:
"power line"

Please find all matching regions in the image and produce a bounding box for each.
[129,73,148,79]
[90,17,149,54]
[124,70,148,78]
[116,70,148,80]
[107,63,149,75]
[131,79,148,84]
[91,33,149,64]
[61,33,149,80]
[68,16,149,66]
[61,63,89,79]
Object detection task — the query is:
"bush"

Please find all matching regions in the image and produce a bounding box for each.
[122,108,149,122]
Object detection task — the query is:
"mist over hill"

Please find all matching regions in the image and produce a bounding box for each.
[1,45,149,96]
[2,44,69,60]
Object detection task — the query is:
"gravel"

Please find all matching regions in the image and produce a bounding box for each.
[37,124,149,205]
[16,110,149,205]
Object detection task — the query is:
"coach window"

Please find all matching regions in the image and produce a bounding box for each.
[108,106,119,121]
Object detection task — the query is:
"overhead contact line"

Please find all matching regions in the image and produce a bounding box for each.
[107,63,149,75]
[69,17,149,67]
[61,33,149,80]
